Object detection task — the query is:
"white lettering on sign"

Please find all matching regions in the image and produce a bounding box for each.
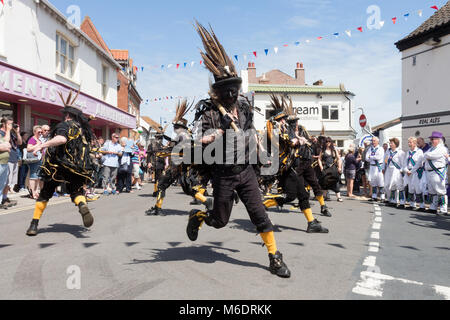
[0,70,10,91]
[39,82,48,100]
[25,78,38,97]
[294,106,320,120]
[13,73,23,93]
[49,85,57,102]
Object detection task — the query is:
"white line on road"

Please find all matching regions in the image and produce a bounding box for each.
[368,242,380,253]
[372,222,381,230]
[374,217,382,222]
[370,232,380,240]
[363,256,376,267]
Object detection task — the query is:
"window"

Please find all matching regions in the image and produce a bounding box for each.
[322,105,339,120]
[337,140,344,148]
[102,66,108,100]
[412,56,416,66]
[56,34,75,78]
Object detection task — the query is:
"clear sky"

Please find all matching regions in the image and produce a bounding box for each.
[50,0,447,136]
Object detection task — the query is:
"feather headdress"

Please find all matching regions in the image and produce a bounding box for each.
[194,20,241,87]
[173,99,194,129]
[57,89,83,117]
[269,94,288,121]
[284,96,298,122]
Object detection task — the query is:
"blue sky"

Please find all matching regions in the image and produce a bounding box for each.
[51,0,448,135]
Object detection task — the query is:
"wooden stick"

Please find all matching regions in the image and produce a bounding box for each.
[217,104,239,132]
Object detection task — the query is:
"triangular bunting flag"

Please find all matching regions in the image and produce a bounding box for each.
[357,27,363,32]
[430,5,438,10]
[234,55,238,61]
[379,21,385,27]
[404,13,410,20]
[333,33,339,37]
[168,64,172,68]
[264,49,269,55]
[283,44,288,47]
[392,17,397,24]
[253,51,257,58]
[317,36,323,40]
[295,41,300,46]
[191,61,195,67]
[274,47,278,54]
[141,67,144,71]
[305,39,310,43]
[176,64,180,69]
[200,60,203,65]
[345,30,352,37]
[183,62,187,68]
[418,9,423,17]
[243,54,247,60]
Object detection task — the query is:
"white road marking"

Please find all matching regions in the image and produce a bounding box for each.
[374,217,382,222]
[372,222,381,230]
[368,242,380,253]
[370,232,380,240]
[434,285,450,300]
[363,256,376,267]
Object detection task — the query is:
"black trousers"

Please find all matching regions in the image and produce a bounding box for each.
[117,170,132,192]
[207,166,273,233]
[297,160,323,197]
[278,170,311,211]
[38,171,86,203]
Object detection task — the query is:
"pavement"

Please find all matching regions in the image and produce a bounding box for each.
[0,183,448,300]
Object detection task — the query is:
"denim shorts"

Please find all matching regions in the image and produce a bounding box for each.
[28,161,42,180]
[345,169,356,180]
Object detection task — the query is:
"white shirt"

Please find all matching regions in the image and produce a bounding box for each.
[404,147,424,173]
[384,148,405,171]
[424,144,448,171]
[366,146,384,166]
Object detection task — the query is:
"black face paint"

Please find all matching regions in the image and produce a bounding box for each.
[217,84,240,107]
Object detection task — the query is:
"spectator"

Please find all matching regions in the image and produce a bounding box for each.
[344,145,361,198]
[131,142,142,190]
[0,116,22,207]
[0,134,11,209]
[95,136,105,188]
[383,143,389,153]
[116,137,132,193]
[26,126,43,199]
[17,131,30,192]
[40,125,50,143]
[417,137,431,153]
[100,133,122,195]
[362,141,372,197]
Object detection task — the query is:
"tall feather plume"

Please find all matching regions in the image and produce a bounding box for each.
[173,99,194,123]
[285,96,295,117]
[269,93,286,115]
[194,20,237,80]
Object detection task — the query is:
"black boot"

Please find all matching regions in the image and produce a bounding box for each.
[78,203,94,228]
[268,251,291,278]
[26,219,39,236]
[152,191,158,197]
[145,206,164,216]
[307,219,329,233]
[233,191,240,204]
[186,209,207,241]
[190,199,200,205]
[321,205,332,217]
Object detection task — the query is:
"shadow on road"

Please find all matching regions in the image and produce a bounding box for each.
[408,213,450,232]
[126,245,267,271]
[37,224,90,238]
[228,218,305,233]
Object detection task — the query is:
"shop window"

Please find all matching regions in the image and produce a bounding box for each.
[337,140,344,148]
[56,33,75,78]
[322,105,339,120]
[102,66,108,100]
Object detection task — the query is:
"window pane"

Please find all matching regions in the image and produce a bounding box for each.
[60,54,66,73]
[69,61,74,77]
[69,45,74,60]
[338,140,344,148]
[56,34,59,52]
[61,38,67,55]
[330,109,339,120]
[322,106,329,120]
[102,66,107,82]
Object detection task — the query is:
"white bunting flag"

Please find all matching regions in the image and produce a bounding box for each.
[243,54,247,60]
[191,61,195,67]
[345,30,352,37]
[305,40,310,43]
[168,64,173,69]
[379,20,385,27]
[418,9,423,17]
[274,47,279,54]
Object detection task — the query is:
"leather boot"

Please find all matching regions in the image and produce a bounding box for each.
[78,203,94,228]
[268,251,291,278]
[145,206,164,216]
[26,219,39,236]
[321,205,332,217]
[307,219,329,233]
[186,209,207,241]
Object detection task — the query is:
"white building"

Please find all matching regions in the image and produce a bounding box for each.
[395,2,450,146]
[0,0,136,137]
[372,117,403,149]
[241,62,356,150]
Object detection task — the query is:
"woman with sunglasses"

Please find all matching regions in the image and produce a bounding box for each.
[318,137,343,202]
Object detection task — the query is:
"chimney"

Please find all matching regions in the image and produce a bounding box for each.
[247,62,256,84]
[295,62,305,85]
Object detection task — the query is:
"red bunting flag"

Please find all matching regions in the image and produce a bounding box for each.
[317,36,323,40]
[200,60,203,65]
[357,27,363,32]
[392,17,397,24]
[253,51,257,58]
[430,5,439,10]
[176,64,180,69]
[283,44,288,47]
[0,0,3,5]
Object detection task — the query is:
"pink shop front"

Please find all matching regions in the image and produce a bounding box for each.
[0,61,136,138]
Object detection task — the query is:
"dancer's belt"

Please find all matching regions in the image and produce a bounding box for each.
[214,164,249,176]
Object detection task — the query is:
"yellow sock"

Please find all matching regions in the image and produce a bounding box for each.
[260,231,277,255]
[263,199,278,208]
[316,195,325,206]
[156,196,164,208]
[195,192,207,203]
[154,182,158,193]
[302,208,315,223]
[33,202,48,220]
[74,196,87,206]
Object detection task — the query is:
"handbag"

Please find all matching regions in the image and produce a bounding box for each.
[118,153,131,174]
[22,149,41,163]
